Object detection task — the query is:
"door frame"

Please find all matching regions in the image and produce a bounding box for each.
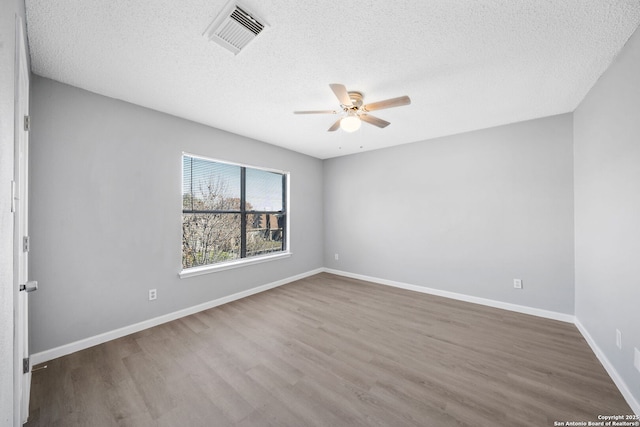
[13,13,31,426]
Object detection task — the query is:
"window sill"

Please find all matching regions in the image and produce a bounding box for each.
[179,252,292,278]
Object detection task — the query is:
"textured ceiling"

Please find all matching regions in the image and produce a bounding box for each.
[25,0,640,159]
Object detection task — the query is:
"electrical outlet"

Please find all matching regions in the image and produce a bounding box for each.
[334,253,339,261]
[149,289,157,301]
[513,279,523,289]
[616,329,622,349]
[634,348,640,373]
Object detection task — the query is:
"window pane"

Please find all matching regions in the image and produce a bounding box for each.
[246,213,285,257]
[182,154,287,270]
[183,157,241,211]
[245,168,283,211]
[182,213,241,268]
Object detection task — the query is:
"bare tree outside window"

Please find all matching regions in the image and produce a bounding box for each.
[182,176,242,268]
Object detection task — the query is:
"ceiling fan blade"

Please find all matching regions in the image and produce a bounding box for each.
[329,83,353,107]
[360,114,390,128]
[328,118,342,132]
[294,110,337,114]
[363,96,411,112]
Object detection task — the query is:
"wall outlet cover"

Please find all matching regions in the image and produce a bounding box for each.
[616,329,622,349]
[634,348,640,373]
[513,279,523,289]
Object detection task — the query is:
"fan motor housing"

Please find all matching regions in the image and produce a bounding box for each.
[347,91,364,108]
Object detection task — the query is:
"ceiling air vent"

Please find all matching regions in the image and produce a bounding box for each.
[203,2,267,55]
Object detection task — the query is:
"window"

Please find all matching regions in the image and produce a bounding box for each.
[181,154,288,273]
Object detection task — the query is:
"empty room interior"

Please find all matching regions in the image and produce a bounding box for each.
[2,0,640,426]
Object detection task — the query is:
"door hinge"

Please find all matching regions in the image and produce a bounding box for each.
[10,180,16,213]
[24,115,30,132]
[23,357,29,374]
[23,236,30,252]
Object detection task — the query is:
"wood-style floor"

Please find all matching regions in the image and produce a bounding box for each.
[26,273,632,426]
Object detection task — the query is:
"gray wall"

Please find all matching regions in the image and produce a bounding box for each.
[324,114,575,314]
[574,26,640,405]
[1,1,27,425]
[28,76,324,354]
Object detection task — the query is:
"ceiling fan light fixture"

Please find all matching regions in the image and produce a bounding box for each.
[294,84,410,132]
[340,115,361,132]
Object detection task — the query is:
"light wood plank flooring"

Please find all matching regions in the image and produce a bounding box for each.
[26,273,632,426]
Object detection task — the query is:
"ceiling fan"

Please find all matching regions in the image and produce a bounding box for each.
[294,84,411,132]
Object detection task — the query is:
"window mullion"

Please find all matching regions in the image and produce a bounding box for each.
[240,167,247,258]
[281,174,286,252]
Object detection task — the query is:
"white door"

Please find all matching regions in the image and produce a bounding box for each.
[14,15,34,426]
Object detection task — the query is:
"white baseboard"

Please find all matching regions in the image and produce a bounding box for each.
[575,319,640,416]
[30,268,324,366]
[323,268,575,323]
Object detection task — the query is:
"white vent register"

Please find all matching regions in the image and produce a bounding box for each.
[203,1,267,55]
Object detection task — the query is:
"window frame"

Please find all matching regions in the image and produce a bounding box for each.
[179,153,291,278]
